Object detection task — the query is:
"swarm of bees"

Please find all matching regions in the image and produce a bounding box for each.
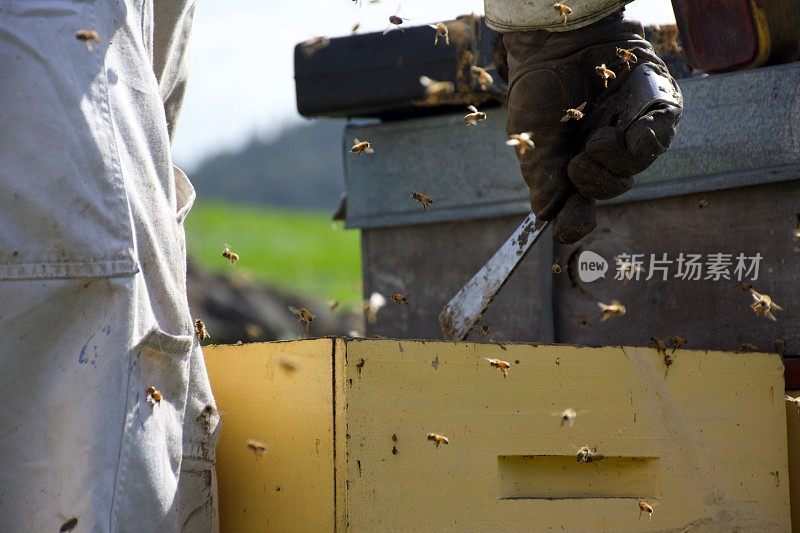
[507,132,535,157]
[464,105,487,126]
[427,432,449,447]
[289,306,315,331]
[616,47,638,69]
[429,22,449,46]
[595,64,616,88]
[553,3,572,26]
[194,319,210,341]
[146,386,162,405]
[484,357,511,378]
[598,299,626,322]
[411,191,433,210]
[576,445,604,463]
[419,75,455,98]
[748,288,783,321]
[246,439,269,455]
[75,29,100,51]
[222,244,239,264]
[639,501,654,520]
[560,102,587,122]
[786,395,800,413]
[350,138,374,156]
[470,65,494,91]
[392,292,408,304]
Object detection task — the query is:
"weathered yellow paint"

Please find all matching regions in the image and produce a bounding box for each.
[786,389,800,532]
[205,339,790,532]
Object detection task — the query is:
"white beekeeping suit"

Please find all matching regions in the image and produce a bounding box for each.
[0,1,219,531]
[485,0,633,31]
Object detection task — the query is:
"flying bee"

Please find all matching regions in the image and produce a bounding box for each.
[749,288,783,321]
[384,5,409,34]
[351,22,361,33]
[222,244,239,264]
[560,102,587,122]
[595,64,616,88]
[329,299,341,311]
[246,439,269,455]
[278,357,299,373]
[427,433,450,448]
[146,386,162,405]
[392,292,408,305]
[553,3,572,26]
[429,22,449,45]
[737,343,759,353]
[363,292,387,324]
[411,191,433,210]
[484,357,511,378]
[598,299,626,322]
[419,75,455,98]
[560,408,577,427]
[60,518,79,532]
[552,261,562,275]
[301,36,330,57]
[639,500,654,520]
[616,47,638,69]
[470,65,494,91]
[669,335,686,353]
[289,306,314,331]
[350,138,374,156]
[507,132,535,157]
[698,198,708,209]
[75,29,100,51]
[194,319,210,342]
[464,105,487,126]
[786,395,800,413]
[479,324,492,336]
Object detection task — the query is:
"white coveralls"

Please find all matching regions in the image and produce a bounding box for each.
[484,0,632,31]
[0,1,219,531]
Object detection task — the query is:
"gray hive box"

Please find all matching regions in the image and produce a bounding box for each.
[343,62,800,355]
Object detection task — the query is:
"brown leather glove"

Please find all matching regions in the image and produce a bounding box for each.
[502,11,683,243]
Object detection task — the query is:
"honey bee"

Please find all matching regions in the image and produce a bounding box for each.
[785,395,800,413]
[669,335,686,353]
[553,3,572,26]
[698,198,708,209]
[419,75,455,98]
[560,102,587,122]
[352,22,361,33]
[329,299,341,311]
[598,299,626,322]
[470,65,494,91]
[507,132,535,156]
[464,105,487,126]
[737,343,759,353]
[479,324,492,336]
[289,306,314,331]
[278,356,299,373]
[392,292,408,304]
[222,244,239,264]
[194,319,210,341]
[552,261,562,275]
[576,445,604,463]
[411,191,433,210]
[384,6,409,34]
[60,517,79,532]
[427,433,450,448]
[301,36,330,57]
[429,22,449,46]
[484,357,511,378]
[246,439,269,455]
[616,47,638,69]
[560,408,577,427]
[74,29,100,51]
[363,291,387,324]
[649,337,666,356]
[146,386,162,405]
[595,64,616,88]
[749,288,783,321]
[350,138,374,156]
[639,500,654,520]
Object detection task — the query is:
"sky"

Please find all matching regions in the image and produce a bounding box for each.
[171,0,677,171]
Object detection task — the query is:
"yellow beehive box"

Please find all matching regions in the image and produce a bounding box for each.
[204,339,790,532]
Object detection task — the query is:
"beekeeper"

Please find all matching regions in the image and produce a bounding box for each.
[485,0,684,243]
[0,1,218,531]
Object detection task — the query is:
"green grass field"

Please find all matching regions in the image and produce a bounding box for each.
[184,200,362,304]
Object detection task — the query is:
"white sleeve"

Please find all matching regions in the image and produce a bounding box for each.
[484,0,632,32]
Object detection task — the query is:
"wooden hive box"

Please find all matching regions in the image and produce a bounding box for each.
[204,338,790,532]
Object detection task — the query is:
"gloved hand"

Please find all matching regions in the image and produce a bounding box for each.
[501,11,683,243]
